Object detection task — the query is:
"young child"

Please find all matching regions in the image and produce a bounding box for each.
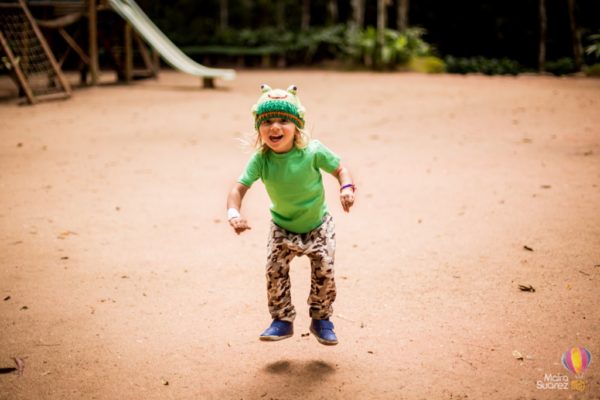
[226,84,355,346]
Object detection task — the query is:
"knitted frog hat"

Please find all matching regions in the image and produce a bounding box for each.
[252,84,306,130]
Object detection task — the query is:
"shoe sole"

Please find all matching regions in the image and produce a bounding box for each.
[309,326,338,346]
[259,333,293,341]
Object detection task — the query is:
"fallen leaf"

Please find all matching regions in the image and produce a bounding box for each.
[57,231,78,240]
[512,350,524,361]
[60,256,69,260]
[523,245,534,251]
[3,296,10,301]
[20,306,29,310]
[368,350,374,354]
[12,357,24,375]
[160,378,169,386]
[518,284,536,292]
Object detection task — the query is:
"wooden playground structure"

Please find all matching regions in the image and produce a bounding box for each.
[0,0,235,104]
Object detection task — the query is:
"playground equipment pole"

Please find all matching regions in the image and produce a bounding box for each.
[124,22,132,82]
[88,0,98,85]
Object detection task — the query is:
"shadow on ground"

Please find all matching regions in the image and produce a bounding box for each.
[237,358,339,398]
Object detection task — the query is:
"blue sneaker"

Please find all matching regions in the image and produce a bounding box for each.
[310,319,338,346]
[259,320,293,341]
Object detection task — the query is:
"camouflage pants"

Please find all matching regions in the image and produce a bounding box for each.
[265,214,336,322]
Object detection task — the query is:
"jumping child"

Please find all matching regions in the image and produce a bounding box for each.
[226,84,355,346]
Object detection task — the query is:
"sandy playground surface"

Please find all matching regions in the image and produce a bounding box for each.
[0,70,599,399]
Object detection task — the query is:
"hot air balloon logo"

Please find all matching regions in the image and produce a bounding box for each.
[562,347,592,376]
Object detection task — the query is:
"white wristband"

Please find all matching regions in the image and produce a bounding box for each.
[227,208,241,221]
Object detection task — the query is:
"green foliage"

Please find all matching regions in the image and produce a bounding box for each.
[295,25,349,63]
[182,25,435,69]
[408,56,446,74]
[444,56,521,75]
[544,58,577,76]
[584,33,600,61]
[583,63,600,77]
[345,27,432,69]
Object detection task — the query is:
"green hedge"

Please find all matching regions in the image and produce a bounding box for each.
[445,56,521,75]
[180,25,434,69]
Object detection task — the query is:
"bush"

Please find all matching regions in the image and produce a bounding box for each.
[408,56,446,73]
[584,63,600,77]
[544,58,577,76]
[345,27,432,69]
[184,25,436,69]
[445,56,521,75]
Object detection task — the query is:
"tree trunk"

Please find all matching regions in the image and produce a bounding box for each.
[567,0,583,70]
[327,0,338,25]
[276,2,285,31]
[219,0,228,31]
[301,0,310,31]
[397,0,409,32]
[240,0,252,28]
[538,0,546,72]
[376,0,387,69]
[350,0,365,30]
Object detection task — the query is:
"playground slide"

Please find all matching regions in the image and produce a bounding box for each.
[107,0,235,81]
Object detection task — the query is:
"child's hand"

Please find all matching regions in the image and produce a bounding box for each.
[229,217,252,235]
[340,187,355,212]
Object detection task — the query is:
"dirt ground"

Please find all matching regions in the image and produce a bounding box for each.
[0,69,599,400]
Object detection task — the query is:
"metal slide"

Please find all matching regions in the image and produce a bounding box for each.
[108,0,235,81]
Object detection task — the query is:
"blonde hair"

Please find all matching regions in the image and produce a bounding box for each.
[238,127,311,154]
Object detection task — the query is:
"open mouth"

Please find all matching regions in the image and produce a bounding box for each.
[269,134,284,143]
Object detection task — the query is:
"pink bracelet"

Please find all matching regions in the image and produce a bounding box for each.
[340,184,356,192]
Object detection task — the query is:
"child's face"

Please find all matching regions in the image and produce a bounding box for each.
[258,118,296,153]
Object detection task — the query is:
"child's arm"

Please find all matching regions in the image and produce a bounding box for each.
[226,183,252,235]
[333,165,356,213]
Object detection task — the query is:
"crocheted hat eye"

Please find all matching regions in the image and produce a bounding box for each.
[287,85,298,95]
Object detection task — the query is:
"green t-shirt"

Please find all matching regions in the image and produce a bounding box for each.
[238,140,341,234]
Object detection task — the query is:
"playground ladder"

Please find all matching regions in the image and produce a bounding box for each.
[0,0,71,104]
